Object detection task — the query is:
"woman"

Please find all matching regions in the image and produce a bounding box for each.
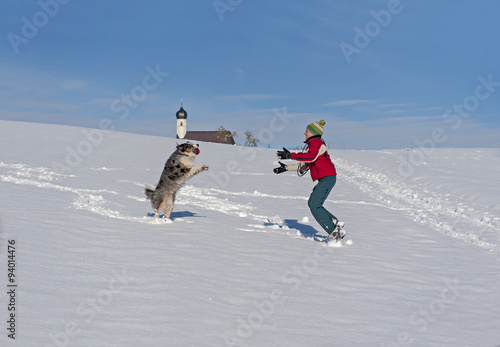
[273,120,344,240]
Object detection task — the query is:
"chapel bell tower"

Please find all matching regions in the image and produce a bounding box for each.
[176,99,187,139]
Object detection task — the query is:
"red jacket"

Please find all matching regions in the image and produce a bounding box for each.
[291,136,337,181]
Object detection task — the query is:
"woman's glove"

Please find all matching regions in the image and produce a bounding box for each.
[277,147,292,160]
[273,161,287,174]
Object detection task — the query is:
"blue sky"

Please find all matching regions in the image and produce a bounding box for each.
[1,0,499,149]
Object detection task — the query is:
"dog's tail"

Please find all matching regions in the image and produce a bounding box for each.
[145,185,155,200]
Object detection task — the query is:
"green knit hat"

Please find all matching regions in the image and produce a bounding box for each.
[307,120,326,136]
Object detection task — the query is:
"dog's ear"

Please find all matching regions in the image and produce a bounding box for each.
[177,143,187,152]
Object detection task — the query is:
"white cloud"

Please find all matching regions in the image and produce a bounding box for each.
[56,79,87,91]
[375,103,419,109]
[321,99,376,107]
[367,115,439,124]
[216,94,293,102]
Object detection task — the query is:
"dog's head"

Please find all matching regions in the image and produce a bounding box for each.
[176,142,200,156]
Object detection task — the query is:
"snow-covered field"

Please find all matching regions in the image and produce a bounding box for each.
[1,120,500,347]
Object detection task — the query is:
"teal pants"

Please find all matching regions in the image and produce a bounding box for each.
[308,175,338,235]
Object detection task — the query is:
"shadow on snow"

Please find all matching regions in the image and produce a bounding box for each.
[284,219,329,242]
[147,211,204,220]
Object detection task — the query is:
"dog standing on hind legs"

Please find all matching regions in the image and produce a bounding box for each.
[145,142,209,219]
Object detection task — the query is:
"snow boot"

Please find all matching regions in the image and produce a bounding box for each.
[329,220,346,241]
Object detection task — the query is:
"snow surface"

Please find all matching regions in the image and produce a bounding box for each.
[1,120,500,347]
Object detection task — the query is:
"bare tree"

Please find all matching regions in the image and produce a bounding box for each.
[244,131,259,147]
[216,126,237,144]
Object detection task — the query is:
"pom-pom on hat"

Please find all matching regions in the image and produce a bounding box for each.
[307,120,326,136]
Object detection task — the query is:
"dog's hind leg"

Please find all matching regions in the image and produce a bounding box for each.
[156,199,166,219]
[163,195,175,219]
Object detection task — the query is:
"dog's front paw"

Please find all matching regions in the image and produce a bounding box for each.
[201,165,209,171]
